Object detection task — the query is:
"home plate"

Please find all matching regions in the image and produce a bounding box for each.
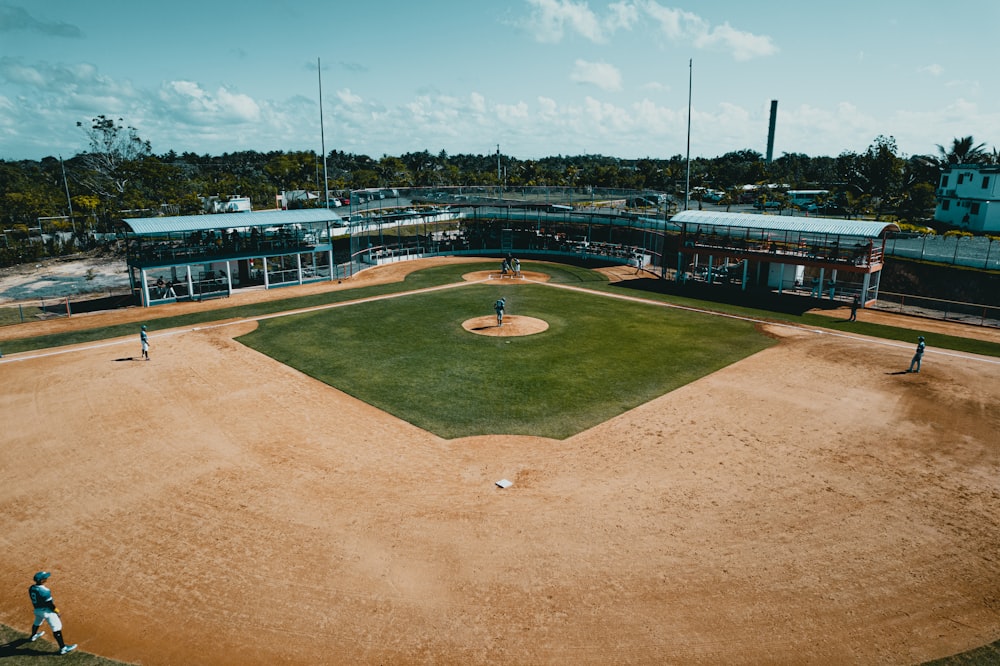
[495,479,513,488]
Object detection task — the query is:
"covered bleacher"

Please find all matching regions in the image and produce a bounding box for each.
[122,209,346,306]
[671,211,900,304]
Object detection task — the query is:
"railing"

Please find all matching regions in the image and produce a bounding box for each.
[873,291,1000,328]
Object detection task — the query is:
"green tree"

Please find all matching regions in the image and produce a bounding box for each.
[75,116,153,208]
[896,182,937,223]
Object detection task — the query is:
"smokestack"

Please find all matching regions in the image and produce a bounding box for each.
[766,100,778,163]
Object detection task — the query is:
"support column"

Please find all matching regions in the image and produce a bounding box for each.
[296,254,303,285]
[225,260,232,294]
[263,257,270,289]
[742,260,749,291]
[140,268,149,307]
[186,266,193,299]
[861,272,872,304]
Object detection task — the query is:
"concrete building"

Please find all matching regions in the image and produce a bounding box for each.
[934,164,1000,233]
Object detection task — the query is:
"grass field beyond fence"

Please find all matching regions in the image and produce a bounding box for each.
[238,282,774,439]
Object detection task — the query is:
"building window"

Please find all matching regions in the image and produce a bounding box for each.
[940,174,949,188]
[971,203,981,215]
[984,176,990,189]
[957,174,965,184]
[942,200,951,210]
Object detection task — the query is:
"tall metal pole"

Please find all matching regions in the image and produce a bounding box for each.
[318,57,330,208]
[685,58,692,212]
[59,155,76,235]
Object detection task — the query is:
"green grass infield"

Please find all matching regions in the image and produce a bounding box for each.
[237,280,774,439]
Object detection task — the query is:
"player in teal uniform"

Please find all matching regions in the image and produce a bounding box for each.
[140,324,149,360]
[28,571,77,655]
[907,336,926,373]
[494,298,506,326]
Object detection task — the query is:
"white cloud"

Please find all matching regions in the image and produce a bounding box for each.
[337,88,363,105]
[693,22,777,61]
[0,57,45,85]
[607,1,639,31]
[497,101,530,122]
[919,64,944,77]
[537,96,559,117]
[521,1,775,59]
[641,81,669,92]
[570,60,623,91]
[158,80,261,124]
[525,0,607,43]
[639,1,776,60]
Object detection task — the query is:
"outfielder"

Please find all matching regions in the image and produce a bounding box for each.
[28,571,77,655]
[494,298,506,326]
[140,324,149,361]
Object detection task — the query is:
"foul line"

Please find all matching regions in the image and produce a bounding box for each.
[526,278,1000,366]
[0,279,490,364]
[3,275,998,368]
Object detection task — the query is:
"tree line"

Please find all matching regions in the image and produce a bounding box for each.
[0,115,996,267]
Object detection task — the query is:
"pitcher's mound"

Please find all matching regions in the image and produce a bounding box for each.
[462,315,549,337]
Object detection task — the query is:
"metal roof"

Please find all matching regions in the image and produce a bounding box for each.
[122,208,343,235]
[671,210,900,238]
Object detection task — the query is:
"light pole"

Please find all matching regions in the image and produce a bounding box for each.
[318,57,330,209]
[685,58,692,212]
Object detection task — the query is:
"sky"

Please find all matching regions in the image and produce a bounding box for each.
[1,0,999,163]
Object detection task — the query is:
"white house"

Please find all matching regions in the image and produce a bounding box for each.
[934,164,1000,233]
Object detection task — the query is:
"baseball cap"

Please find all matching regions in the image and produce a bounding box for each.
[33,571,51,583]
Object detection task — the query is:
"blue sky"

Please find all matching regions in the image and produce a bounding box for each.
[1,0,998,162]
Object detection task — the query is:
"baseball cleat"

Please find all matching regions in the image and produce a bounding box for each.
[30,630,45,642]
[59,644,77,655]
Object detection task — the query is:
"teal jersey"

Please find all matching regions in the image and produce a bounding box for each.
[29,584,53,610]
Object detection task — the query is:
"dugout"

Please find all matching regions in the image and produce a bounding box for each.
[672,211,900,304]
[122,209,347,307]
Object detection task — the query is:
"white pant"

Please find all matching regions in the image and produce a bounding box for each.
[33,608,62,631]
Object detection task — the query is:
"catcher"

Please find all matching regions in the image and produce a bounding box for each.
[28,571,77,655]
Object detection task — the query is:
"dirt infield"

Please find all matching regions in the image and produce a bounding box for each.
[1,258,998,665]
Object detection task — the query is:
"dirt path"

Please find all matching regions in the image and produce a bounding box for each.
[0,258,998,665]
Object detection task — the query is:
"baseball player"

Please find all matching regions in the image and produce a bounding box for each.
[494,297,506,326]
[907,336,926,373]
[140,324,149,361]
[28,571,77,655]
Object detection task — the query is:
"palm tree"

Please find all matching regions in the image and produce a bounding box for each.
[936,136,988,165]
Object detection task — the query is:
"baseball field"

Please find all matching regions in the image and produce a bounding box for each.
[1,257,998,665]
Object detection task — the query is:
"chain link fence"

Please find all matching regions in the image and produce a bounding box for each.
[0,287,136,327]
[885,234,1000,270]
